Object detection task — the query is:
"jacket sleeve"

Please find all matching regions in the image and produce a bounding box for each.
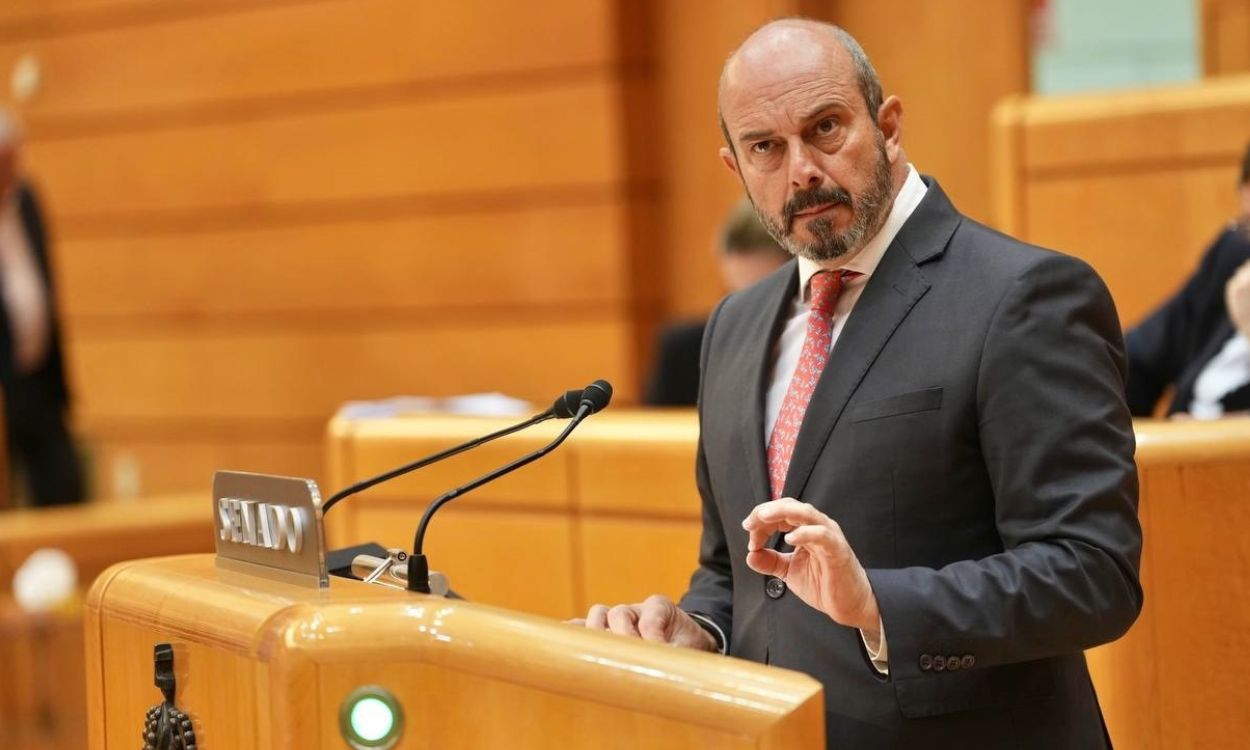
[866,253,1143,682]
[678,297,734,646]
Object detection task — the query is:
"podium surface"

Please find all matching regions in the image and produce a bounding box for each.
[86,554,823,748]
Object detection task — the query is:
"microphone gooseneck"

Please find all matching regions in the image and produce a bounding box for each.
[406,379,612,593]
[320,388,585,515]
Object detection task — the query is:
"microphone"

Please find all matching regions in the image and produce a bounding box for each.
[321,388,587,515]
[406,379,613,593]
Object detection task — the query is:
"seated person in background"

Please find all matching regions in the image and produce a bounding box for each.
[1125,140,1250,418]
[644,199,790,405]
[0,110,84,506]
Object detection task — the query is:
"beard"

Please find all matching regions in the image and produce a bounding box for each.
[751,136,895,263]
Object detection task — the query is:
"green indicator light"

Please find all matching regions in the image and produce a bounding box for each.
[351,697,394,741]
[340,686,404,750]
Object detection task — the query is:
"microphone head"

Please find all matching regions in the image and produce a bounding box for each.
[579,379,613,415]
[551,389,583,419]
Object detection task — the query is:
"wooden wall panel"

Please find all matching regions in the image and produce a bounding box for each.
[992,77,1250,327]
[70,318,634,423]
[347,506,579,619]
[0,0,610,120]
[24,79,621,221]
[0,0,645,495]
[92,437,323,497]
[829,0,1030,227]
[56,203,629,321]
[579,517,702,613]
[1203,0,1250,75]
[1023,167,1238,325]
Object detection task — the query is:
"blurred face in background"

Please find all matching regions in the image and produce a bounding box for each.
[1240,180,1250,222]
[718,24,904,263]
[720,248,789,292]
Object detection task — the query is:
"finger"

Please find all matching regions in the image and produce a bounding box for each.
[745,548,790,578]
[743,498,802,552]
[743,498,827,532]
[783,524,840,550]
[637,595,673,642]
[607,604,642,637]
[585,604,610,630]
[743,499,827,550]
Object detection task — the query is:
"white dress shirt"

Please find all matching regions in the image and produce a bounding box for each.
[1190,333,1250,419]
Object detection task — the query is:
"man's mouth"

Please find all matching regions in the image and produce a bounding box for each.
[795,203,838,218]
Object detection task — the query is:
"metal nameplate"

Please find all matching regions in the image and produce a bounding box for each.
[212,471,328,589]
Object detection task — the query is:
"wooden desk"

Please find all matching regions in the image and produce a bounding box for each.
[0,495,214,750]
[329,410,1250,748]
[325,410,703,618]
[991,76,1250,326]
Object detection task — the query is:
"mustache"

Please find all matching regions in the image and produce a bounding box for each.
[784,186,853,233]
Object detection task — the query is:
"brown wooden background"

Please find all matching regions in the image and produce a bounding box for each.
[2,0,1245,496]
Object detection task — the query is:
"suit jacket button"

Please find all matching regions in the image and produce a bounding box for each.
[765,577,787,599]
[932,655,946,672]
[946,655,961,671]
[919,654,933,671]
[961,655,975,670]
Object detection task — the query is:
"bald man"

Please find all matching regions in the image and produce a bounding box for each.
[579,20,1140,749]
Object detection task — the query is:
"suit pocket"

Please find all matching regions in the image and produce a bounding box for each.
[851,387,943,423]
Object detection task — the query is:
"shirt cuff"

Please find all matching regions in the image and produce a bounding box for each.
[861,616,888,675]
[687,612,728,655]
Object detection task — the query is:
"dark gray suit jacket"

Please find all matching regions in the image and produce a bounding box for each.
[679,180,1142,749]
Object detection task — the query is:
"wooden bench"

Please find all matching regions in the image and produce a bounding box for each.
[0,495,214,750]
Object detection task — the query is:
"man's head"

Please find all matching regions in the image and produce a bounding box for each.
[718,19,907,263]
[718,197,791,291]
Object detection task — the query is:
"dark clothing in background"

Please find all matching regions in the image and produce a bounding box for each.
[1125,225,1250,417]
[0,182,84,506]
[643,320,705,407]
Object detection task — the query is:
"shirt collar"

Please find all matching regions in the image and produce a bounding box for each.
[797,164,928,302]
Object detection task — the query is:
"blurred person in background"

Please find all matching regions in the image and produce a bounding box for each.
[644,198,790,406]
[0,109,84,506]
[1125,140,1250,419]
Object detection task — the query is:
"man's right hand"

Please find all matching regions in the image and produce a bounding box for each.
[572,594,718,652]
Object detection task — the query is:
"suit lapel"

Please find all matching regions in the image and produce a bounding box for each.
[780,179,961,502]
[735,263,798,503]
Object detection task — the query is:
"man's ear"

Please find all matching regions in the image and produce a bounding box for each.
[877,95,904,161]
[720,146,741,178]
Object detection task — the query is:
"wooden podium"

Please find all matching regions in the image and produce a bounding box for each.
[85,553,824,748]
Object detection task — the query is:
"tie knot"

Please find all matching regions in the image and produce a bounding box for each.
[810,270,860,314]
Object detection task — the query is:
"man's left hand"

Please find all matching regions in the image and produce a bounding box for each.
[742,498,881,647]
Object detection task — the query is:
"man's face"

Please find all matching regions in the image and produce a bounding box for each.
[719,31,901,262]
[1240,181,1250,222]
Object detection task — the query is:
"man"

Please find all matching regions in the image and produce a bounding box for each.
[578,20,1141,749]
[1125,141,1250,418]
[645,198,790,406]
[0,110,84,506]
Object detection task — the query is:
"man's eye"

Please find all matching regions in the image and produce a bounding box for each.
[816,118,837,135]
[750,141,773,155]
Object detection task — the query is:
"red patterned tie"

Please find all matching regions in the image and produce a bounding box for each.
[767,270,860,499]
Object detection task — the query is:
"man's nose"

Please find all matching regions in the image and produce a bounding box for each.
[788,141,823,190]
